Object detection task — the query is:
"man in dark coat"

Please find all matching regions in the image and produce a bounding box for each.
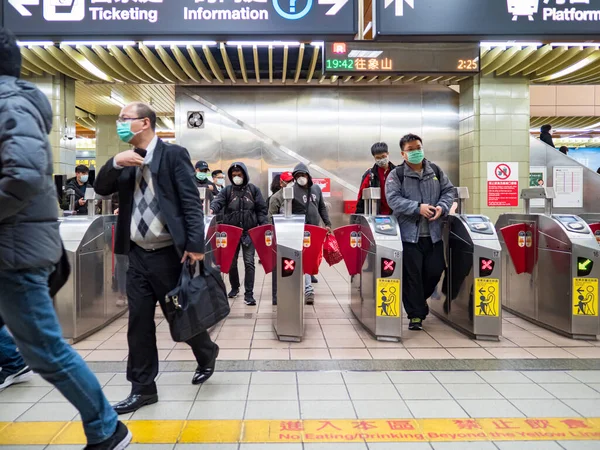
[210,162,268,306]
[0,27,130,449]
[540,124,555,148]
[61,164,91,215]
[95,101,218,414]
[194,160,217,203]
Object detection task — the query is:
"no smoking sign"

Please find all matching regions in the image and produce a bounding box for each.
[487,162,519,207]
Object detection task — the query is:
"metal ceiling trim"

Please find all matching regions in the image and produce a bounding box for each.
[237,46,249,83]
[46,46,100,81]
[202,45,225,83]
[522,47,567,77]
[155,45,189,82]
[534,52,600,83]
[482,46,520,76]
[534,46,585,77]
[77,45,131,82]
[21,47,57,75]
[282,45,289,84]
[480,47,506,71]
[495,45,538,76]
[21,60,43,76]
[171,46,203,83]
[60,45,115,83]
[186,46,214,83]
[219,43,237,84]
[294,43,305,84]
[30,46,84,80]
[535,46,594,77]
[252,45,260,84]
[306,46,320,84]
[107,46,152,83]
[125,45,165,83]
[559,56,600,83]
[342,76,352,83]
[508,45,553,76]
[268,45,274,84]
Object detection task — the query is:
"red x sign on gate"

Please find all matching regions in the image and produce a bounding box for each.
[284,259,295,271]
[383,260,395,272]
[481,259,493,271]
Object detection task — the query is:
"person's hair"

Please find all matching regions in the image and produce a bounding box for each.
[75,165,89,174]
[0,28,21,78]
[131,102,157,131]
[371,142,388,156]
[597,167,600,175]
[212,170,223,178]
[271,175,282,193]
[541,124,552,133]
[559,146,569,154]
[400,134,423,151]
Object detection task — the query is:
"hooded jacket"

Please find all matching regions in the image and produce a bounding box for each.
[0,76,62,270]
[210,162,268,231]
[540,131,555,148]
[291,163,332,227]
[61,176,90,215]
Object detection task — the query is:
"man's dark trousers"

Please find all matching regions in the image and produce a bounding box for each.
[126,243,217,395]
[402,238,445,321]
[229,240,256,298]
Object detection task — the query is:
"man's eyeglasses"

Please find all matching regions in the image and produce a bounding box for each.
[116,117,145,124]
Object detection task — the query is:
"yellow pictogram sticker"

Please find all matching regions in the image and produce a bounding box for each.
[474,278,500,317]
[376,278,401,317]
[573,277,598,316]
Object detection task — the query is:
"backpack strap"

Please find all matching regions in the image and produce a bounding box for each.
[396,161,441,185]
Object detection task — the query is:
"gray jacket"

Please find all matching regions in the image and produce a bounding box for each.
[0,76,62,270]
[291,163,332,228]
[385,160,455,244]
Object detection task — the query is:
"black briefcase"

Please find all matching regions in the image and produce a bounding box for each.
[164,260,230,342]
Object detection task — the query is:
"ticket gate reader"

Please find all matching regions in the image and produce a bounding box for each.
[429,187,502,341]
[496,188,600,339]
[273,187,305,342]
[346,188,403,342]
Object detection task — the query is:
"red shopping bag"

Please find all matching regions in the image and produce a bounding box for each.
[323,233,343,266]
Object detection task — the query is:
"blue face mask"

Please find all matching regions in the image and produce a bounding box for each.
[196,172,209,181]
[117,121,138,143]
[80,175,89,184]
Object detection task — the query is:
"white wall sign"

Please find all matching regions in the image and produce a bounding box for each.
[553,166,584,208]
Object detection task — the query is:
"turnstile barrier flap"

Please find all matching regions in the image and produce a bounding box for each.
[248,224,276,274]
[587,223,600,246]
[214,224,243,274]
[303,225,328,276]
[334,225,362,276]
[500,223,536,275]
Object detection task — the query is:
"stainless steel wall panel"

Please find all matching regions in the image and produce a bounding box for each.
[176,85,459,227]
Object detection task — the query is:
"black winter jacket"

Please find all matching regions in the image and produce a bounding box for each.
[291,163,332,228]
[540,131,555,148]
[61,177,90,215]
[0,76,62,270]
[210,162,268,232]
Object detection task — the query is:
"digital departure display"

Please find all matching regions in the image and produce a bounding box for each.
[323,42,480,75]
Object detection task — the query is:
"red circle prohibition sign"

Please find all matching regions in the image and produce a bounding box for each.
[495,164,511,180]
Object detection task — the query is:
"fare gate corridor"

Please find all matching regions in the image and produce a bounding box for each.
[2,265,600,449]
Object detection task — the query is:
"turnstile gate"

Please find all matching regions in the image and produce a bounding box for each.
[429,188,502,340]
[496,188,600,340]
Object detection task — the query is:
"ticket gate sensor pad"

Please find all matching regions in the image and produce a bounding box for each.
[346,214,403,342]
[496,189,600,340]
[429,213,502,341]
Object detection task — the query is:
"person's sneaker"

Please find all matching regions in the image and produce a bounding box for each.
[311,275,319,283]
[0,365,33,391]
[305,292,315,305]
[84,421,132,450]
[228,289,239,298]
[408,318,423,331]
[272,298,278,306]
[244,297,257,306]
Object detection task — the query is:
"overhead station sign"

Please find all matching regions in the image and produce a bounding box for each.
[323,42,480,75]
[375,0,600,39]
[3,0,356,38]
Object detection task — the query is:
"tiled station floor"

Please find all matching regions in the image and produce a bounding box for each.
[2,263,600,447]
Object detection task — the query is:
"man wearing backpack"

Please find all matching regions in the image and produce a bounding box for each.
[385,134,455,331]
[210,162,268,306]
[290,163,332,305]
[356,142,396,215]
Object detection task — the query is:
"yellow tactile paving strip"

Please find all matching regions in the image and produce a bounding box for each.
[2,418,600,445]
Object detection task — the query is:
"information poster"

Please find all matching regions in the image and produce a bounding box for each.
[487,162,519,207]
[553,166,584,208]
[312,178,331,198]
[529,166,547,208]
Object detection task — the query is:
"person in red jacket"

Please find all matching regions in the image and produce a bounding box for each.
[356,142,396,215]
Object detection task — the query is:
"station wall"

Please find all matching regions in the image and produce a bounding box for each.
[175,85,459,227]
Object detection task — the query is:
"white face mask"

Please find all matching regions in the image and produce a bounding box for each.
[233,176,244,186]
[297,177,308,187]
[375,157,389,168]
[216,178,225,186]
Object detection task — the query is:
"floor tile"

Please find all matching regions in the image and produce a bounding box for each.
[388,372,439,384]
[0,386,52,403]
[408,349,454,359]
[251,372,297,385]
[405,400,468,418]
[346,384,401,401]
[395,383,451,400]
[196,384,248,401]
[368,349,413,360]
[446,348,493,359]
[300,401,357,419]
[15,402,77,421]
[431,444,497,450]
[353,400,412,419]
[158,385,200,402]
[494,442,563,450]
[329,349,372,359]
[524,347,577,359]
[509,399,579,417]
[566,370,600,383]
[130,401,193,420]
[432,372,485,384]
[558,441,600,449]
[444,383,502,399]
[565,347,600,358]
[486,348,535,359]
[240,444,303,449]
[343,372,391,384]
[290,349,331,360]
[214,340,251,349]
[245,400,300,419]
[490,383,554,399]
[249,349,290,360]
[248,384,298,401]
[304,444,367,450]
[456,399,524,418]
[0,403,33,421]
[213,349,250,360]
[288,339,328,349]
[367,444,433,450]
[297,372,344,385]
[85,349,128,361]
[538,383,600,399]
[561,399,600,416]
[299,384,350,401]
[521,371,578,383]
[127,446,175,450]
[166,350,197,361]
[507,337,555,347]
[187,401,245,420]
[476,371,533,384]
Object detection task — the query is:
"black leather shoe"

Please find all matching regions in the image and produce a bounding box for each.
[192,345,219,385]
[112,393,158,415]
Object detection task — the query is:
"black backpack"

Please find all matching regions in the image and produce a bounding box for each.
[395,161,441,185]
